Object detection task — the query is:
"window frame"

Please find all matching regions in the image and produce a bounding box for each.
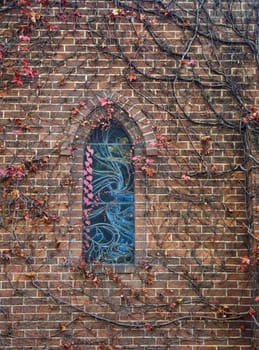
[68,102,154,271]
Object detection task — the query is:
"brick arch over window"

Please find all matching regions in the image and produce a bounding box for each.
[60,92,157,157]
[68,96,154,269]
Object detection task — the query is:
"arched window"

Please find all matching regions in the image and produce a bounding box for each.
[83,119,135,264]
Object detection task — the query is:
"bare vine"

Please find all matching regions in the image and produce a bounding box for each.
[0,1,258,349]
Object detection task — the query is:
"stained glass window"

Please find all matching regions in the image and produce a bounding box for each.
[83,119,135,264]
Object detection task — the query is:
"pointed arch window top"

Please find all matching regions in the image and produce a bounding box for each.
[83,119,135,264]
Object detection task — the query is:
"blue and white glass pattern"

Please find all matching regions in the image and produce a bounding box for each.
[83,120,135,264]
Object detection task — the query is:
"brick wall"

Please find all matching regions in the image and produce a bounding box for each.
[0,1,258,349]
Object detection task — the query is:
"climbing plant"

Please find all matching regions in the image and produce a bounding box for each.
[0,0,258,349]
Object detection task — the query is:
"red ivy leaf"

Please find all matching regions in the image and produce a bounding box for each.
[12,72,23,86]
[48,212,59,221]
[21,66,39,78]
[0,168,7,177]
[144,323,153,330]
[73,10,82,17]
[181,174,191,181]
[48,24,59,31]
[100,97,114,106]
[13,129,23,135]
[141,165,155,176]
[241,256,250,265]
[86,145,94,155]
[248,307,256,316]
[187,58,197,66]
[92,276,100,287]
[71,107,79,115]
[19,34,30,41]
[169,302,177,309]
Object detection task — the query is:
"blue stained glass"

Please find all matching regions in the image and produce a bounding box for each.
[83,120,135,264]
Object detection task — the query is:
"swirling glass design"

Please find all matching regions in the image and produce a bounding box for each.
[83,120,135,264]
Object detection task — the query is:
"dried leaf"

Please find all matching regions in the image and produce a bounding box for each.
[30,11,41,23]
[127,71,137,82]
[24,272,36,279]
[176,298,183,304]
[59,323,67,332]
